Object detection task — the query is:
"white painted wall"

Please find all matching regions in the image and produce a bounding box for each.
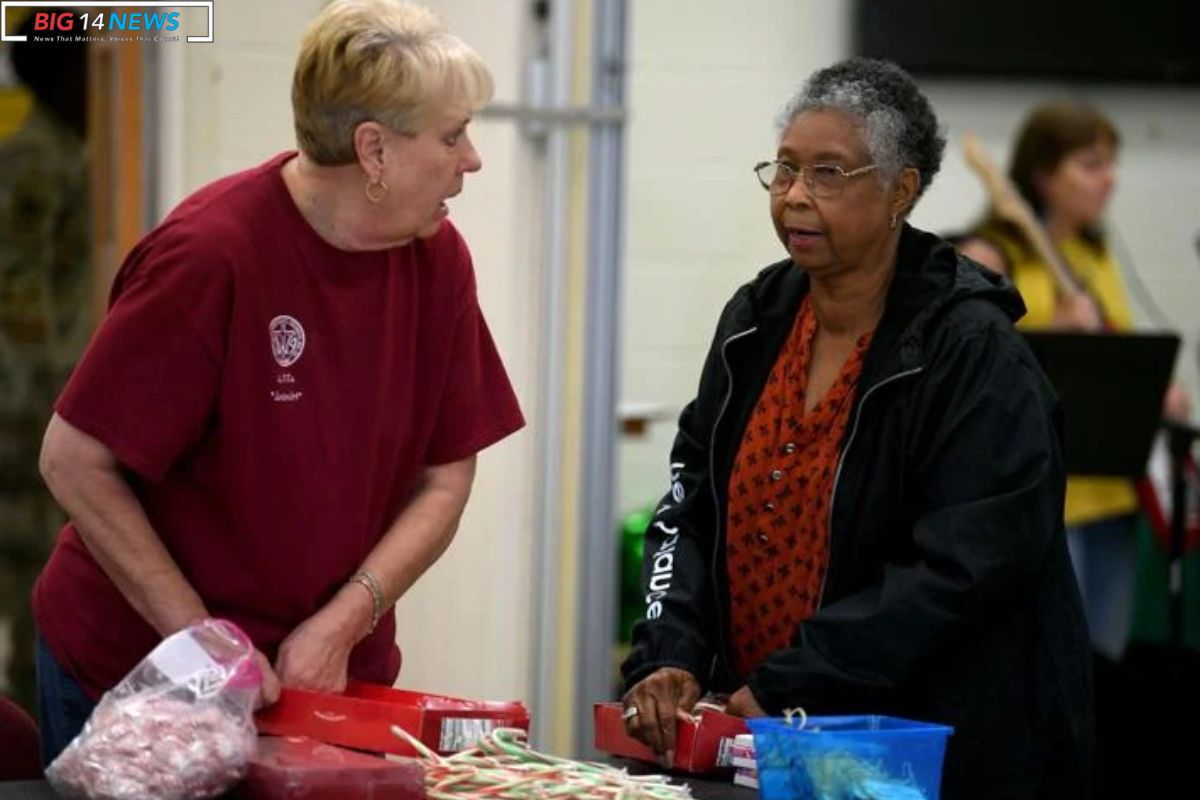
[171,1,322,205]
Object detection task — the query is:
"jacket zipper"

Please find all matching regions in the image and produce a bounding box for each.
[709,326,757,684]
[819,365,924,609]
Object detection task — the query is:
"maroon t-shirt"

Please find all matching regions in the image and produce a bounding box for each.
[32,151,525,698]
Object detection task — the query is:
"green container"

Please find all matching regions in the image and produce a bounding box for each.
[618,503,655,643]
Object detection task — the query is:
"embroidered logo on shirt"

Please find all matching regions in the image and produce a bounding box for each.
[269,315,305,368]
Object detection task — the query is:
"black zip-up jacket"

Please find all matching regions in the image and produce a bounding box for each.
[622,225,1093,799]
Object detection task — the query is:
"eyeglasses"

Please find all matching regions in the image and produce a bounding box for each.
[753,160,878,199]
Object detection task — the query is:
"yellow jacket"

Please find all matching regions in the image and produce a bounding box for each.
[979,227,1140,526]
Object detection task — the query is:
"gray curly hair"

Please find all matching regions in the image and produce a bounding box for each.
[778,57,946,201]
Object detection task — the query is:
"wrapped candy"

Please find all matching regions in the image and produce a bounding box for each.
[47,619,261,800]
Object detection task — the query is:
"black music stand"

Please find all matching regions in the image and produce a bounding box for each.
[1025,331,1197,799]
[1022,331,1180,477]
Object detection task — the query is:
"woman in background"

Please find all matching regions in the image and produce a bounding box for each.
[959,101,1190,661]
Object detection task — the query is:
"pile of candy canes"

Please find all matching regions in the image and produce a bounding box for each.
[391,725,694,800]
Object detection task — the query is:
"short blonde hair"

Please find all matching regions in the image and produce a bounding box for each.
[292,0,494,165]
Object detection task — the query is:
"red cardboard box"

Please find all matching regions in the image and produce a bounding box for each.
[256,680,530,757]
[593,702,748,774]
[234,736,424,800]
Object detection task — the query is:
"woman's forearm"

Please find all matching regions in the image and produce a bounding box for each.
[316,455,477,639]
[40,413,207,636]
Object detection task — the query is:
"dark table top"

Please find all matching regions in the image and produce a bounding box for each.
[0,763,753,800]
[0,783,53,799]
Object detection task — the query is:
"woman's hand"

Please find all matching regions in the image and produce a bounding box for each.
[1051,291,1103,331]
[621,667,701,763]
[958,238,1009,277]
[1164,383,1191,422]
[251,648,281,708]
[274,584,372,693]
[725,685,767,718]
[274,616,355,693]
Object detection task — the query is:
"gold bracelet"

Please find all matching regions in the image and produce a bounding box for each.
[349,570,385,633]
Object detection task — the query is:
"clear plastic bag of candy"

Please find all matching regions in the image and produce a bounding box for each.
[46,618,262,800]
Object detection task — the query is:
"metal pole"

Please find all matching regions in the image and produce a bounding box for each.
[529,0,575,750]
[574,0,627,756]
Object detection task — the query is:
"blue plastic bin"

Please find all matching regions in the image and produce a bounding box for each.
[747,716,953,800]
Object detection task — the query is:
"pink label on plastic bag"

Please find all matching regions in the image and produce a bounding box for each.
[229,657,262,691]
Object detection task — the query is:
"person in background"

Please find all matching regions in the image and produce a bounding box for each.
[621,58,1092,799]
[0,11,91,718]
[31,0,524,764]
[959,101,1190,661]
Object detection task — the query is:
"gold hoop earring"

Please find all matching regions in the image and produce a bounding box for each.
[365,177,388,204]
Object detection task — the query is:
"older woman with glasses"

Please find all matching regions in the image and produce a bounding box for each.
[621,58,1091,799]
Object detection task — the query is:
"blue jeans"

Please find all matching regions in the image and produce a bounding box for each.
[1066,514,1138,660]
[35,633,96,766]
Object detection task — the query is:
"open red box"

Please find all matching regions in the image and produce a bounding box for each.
[256,680,531,757]
[593,702,748,774]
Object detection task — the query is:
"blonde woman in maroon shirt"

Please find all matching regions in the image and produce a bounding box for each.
[32,0,523,764]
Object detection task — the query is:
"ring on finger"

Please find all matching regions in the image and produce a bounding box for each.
[622,705,640,721]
